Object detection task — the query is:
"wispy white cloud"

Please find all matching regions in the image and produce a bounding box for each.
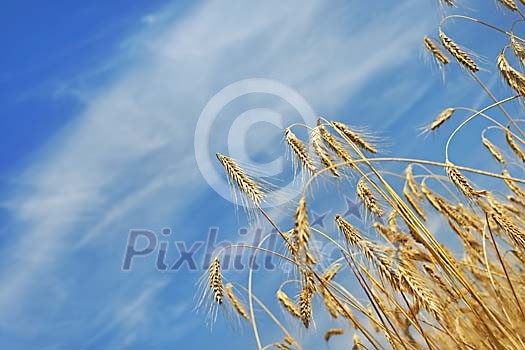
[80,279,191,349]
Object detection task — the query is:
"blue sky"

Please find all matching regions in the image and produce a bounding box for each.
[0,1,520,349]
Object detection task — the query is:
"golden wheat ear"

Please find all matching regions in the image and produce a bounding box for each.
[511,35,525,65]
[324,328,344,342]
[209,256,224,305]
[424,36,449,65]
[439,30,479,72]
[335,214,360,245]
[195,254,225,327]
[357,179,384,217]
[504,127,525,162]
[293,195,311,264]
[285,127,316,174]
[491,210,525,251]
[352,333,363,350]
[277,289,301,320]
[498,48,525,96]
[298,286,312,328]
[498,0,518,11]
[319,286,339,319]
[405,165,423,200]
[322,263,342,282]
[311,126,341,177]
[503,169,525,197]
[316,118,356,162]
[332,121,377,153]
[404,186,427,221]
[446,161,487,198]
[224,283,250,321]
[482,135,505,164]
[430,108,456,132]
[216,153,265,206]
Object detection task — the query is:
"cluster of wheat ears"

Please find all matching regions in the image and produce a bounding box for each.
[200,1,525,349]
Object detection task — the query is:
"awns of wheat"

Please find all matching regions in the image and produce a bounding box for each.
[203,3,525,349]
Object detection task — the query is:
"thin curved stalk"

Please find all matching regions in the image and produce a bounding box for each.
[445,96,520,161]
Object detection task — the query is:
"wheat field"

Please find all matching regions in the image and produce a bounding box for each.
[203,1,525,349]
